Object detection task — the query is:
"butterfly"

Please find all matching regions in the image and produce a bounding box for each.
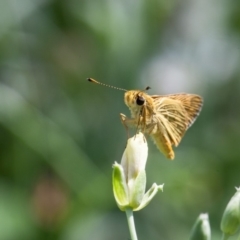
[88,78,203,159]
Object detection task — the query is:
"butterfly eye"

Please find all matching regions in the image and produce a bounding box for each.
[136,95,145,106]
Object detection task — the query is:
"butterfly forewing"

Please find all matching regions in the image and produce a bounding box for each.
[150,94,203,159]
[152,94,203,128]
[167,94,203,128]
[154,97,187,146]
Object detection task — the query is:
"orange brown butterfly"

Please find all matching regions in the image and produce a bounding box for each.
[87,78,203,160]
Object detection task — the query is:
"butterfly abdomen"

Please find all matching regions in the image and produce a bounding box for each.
[151,133,175,160]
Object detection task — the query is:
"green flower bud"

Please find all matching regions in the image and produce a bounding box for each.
[112,133,163,211]
[220,187,240,237]
[189,213,211,240]
[112,162,129,210]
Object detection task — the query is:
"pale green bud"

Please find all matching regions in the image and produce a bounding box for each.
[112,133,163,211]
[189,213,211,240]
[112,162,129,210]
[220,187,240,238]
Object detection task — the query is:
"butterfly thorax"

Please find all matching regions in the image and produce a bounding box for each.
[124,90,156,130]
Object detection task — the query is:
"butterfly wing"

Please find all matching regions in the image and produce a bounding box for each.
[150,94,203,159]
[165,94,203,128]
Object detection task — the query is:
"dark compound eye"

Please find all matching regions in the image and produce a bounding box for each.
[136,95,145,106]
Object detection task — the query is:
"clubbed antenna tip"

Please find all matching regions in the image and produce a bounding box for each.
[87,78,98,83]
[87,78,127,92]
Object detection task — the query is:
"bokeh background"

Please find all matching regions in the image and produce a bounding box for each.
[1,0,240,239]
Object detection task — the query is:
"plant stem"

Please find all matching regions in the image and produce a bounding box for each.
[125,208,138,240]
[237,233,240,240]
[221,233,229,240]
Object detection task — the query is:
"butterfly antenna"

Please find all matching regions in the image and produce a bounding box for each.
[87,78,127,92]
[137,86,151,96]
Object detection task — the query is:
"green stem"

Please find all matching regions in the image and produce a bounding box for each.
[221,233,229,240]
[125,208,138,240]
[237,232,240,240]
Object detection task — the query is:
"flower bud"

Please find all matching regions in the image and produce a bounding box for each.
[189,213,211,240]
[112,133,163,211]
[220,187,240,237]
[121,132,148,189]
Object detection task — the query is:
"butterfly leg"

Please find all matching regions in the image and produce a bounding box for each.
[120,113,137,138]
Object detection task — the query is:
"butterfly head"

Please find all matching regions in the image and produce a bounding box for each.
[124,90,154,117]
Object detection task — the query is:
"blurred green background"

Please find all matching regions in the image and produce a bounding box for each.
[0,0,240,239]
